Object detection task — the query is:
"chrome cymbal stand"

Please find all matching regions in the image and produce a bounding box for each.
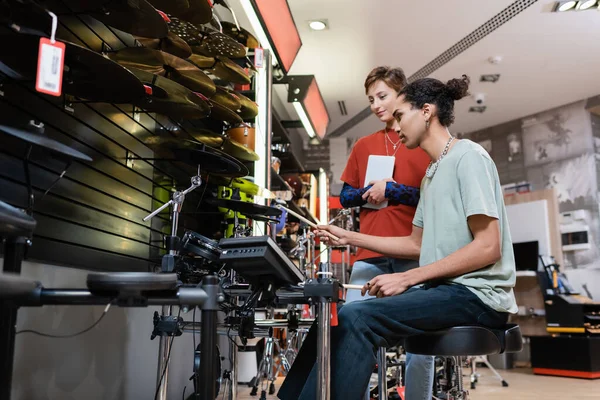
[143,168,202,400]
[290,229,308,278]
[224,207,249,400]
[329,209,352,293]
[307,230,316,280]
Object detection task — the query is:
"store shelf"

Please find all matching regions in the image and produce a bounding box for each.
[273,150,304,173]
[271,168,292,191]
[271,110,305,172]
[272,112,292,144]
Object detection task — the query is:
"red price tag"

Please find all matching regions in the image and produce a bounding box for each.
[254,47,264,69]
[36,37,65,97]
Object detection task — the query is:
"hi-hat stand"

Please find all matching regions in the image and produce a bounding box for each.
[143,167,220,400]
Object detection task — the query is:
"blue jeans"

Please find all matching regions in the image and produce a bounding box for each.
[346,257,434,400]
[277,283,508,400]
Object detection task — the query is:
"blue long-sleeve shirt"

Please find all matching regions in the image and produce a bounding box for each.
[339,182,420,208]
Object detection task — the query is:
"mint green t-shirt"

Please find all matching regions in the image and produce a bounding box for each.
[413,139,517,314]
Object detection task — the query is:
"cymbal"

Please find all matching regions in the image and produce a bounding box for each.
[143,136,248,177]
[188,129,260,161]
[148,0,213,25]
[167,18,246,58]
[197,27,247,58]
[212,87,241,112]
[248,214,280,223]
[187,129,225,148]
[171,140,248,177]
[228,178,276,199]
[108,47,216,96]
[187,55,251,85]
[220,138,259,162]
[188,54,216,69]
[223,88,258,120]
[208,101,243,124]
[186,127,256,161]
[0,29,145,103]
[206,198,282,217]
[213,177,276,199]
[0,124,92,162]
[127,67,211,119]
[135,32,192,59]
[214,57,251,85]
[220,21,259,48]
[61,0,168,39]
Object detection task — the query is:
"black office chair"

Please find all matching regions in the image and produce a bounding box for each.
[404,324,523,400]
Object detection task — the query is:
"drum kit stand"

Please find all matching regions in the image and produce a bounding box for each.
[136,158,341,400]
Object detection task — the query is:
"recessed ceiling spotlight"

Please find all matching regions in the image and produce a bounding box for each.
[469,106,487,113]
[554,1,578,11]
[308,20,328,31]
[480,74,500,83]
[577,0,597,10]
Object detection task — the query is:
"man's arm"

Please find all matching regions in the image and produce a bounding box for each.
[365,214,501,297]
[317,223,422,260]
[409,214,501,283]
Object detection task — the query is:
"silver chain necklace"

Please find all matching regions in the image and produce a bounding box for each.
[384,129,402,156]
[425,136,455,178]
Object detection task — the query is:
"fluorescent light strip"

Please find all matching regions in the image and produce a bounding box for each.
[293,101,316,138]
[578,0,597,9]
[252,49,269,237]
[319,168,328,263]
[239,0,278,67]
[557,0,577,11]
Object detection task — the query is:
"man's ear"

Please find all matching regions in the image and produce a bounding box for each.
[422,103,432,119]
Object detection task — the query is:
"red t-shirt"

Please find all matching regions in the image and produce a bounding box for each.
[340,130,430,260]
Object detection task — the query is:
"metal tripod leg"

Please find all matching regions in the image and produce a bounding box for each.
[227,340,238,400]
[155,305,172,400]
[251,337,275,396]
[378,347,388,400]
[478,356,509,386]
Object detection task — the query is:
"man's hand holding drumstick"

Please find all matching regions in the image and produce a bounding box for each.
[275,205,342,242]
[317,224,421,298]
[315,224,352,246]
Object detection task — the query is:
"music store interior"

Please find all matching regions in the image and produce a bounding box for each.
[1,1,600,400]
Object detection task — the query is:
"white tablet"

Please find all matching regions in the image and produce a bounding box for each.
[363,155,395,210]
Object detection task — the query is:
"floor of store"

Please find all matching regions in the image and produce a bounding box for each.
[236,368,600,399]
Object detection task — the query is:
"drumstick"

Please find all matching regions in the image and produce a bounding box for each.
[342,284,365,290]
[275,205,340,241]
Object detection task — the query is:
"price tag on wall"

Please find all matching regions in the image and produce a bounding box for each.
[254,47,264,68]
[36,37,65,96]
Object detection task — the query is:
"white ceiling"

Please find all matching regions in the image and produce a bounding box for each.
[228,0,600,139]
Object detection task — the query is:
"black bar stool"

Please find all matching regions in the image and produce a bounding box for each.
[404,324,523,399]
[0,200,37,400]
